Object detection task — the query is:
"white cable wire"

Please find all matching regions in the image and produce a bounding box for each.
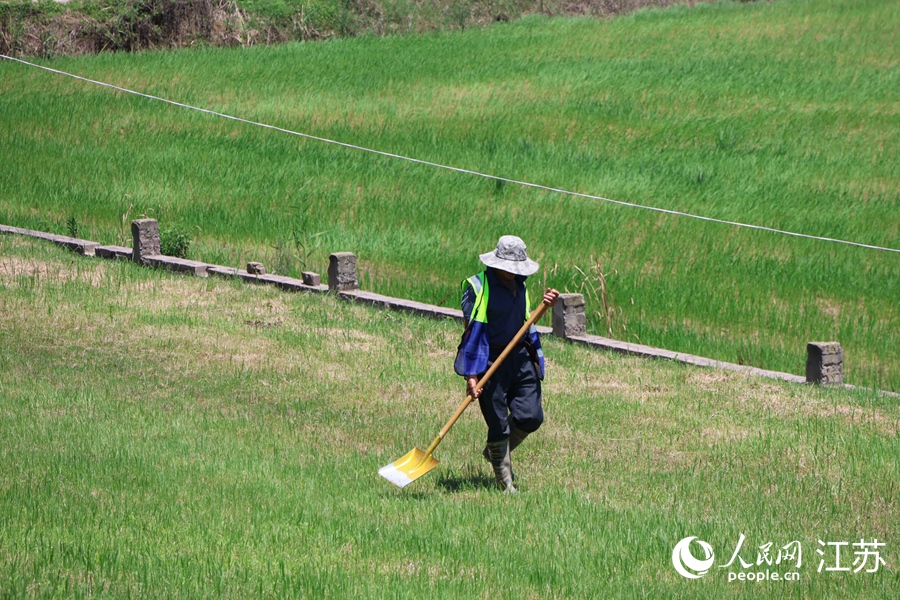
[3,53,898,254]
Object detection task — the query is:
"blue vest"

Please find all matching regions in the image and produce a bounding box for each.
[454,271,545,379]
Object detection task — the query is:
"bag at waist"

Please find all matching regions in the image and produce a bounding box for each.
[488,341,535,362]
[489,341,528,351]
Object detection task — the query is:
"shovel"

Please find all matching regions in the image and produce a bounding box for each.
[379,299,550,488]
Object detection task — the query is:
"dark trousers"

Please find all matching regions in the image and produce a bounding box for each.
[478,347,543,443]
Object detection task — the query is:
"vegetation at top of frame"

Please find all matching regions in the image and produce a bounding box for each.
[0,0,692,57]
[1,234,898,598]
[0,0,898,391]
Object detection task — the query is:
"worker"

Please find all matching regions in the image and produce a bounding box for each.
[454,235,559,493]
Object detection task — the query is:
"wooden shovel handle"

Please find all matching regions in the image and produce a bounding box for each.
[422,300,550,457]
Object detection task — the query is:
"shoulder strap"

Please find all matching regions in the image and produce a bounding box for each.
[463,271,489,324]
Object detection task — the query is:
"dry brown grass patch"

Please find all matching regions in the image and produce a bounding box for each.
[0,254,106,287]
[803,399,900,437]
[334,329,379,353]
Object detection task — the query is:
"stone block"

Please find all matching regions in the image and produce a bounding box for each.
[328,252,358,291]
[302,271,321,286]
[51,236,100,256]
[96,245,133,260]
[145,255,208,277]
[1,224,98,255]
[0,224,28,236]
[207,265,244,278]
[131,219,160,265]
[247,262,266,275]
[0,225,52,240]
[338,289,466,322]
[257,274,306,292]
[552,293,586,338]
[806,342,843,385]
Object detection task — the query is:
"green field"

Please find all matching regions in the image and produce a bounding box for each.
[1,0,898,394]
[1,235,898,598]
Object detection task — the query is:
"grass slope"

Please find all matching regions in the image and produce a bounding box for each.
[0,0,898,390]
[0,0,687,57]
[0,235,898,598]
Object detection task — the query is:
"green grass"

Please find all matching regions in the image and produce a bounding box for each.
[0,0,898,391]
[1,235,898,598]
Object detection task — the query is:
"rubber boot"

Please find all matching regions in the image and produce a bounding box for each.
[484,439,517,494]
[483,444,516,482]
[509,425,530,453]
[485,426,530,480]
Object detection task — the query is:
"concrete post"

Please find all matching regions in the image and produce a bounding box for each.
[553,293,586,338]
[328,252,358,291]
[131,219,160,265]
[806,342,843,384]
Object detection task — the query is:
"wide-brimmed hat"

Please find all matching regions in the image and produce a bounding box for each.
[479,235,540,276]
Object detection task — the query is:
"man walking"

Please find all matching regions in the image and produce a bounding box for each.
[454,235,559,493]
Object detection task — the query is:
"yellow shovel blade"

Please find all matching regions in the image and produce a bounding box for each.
[378,448,440,488]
